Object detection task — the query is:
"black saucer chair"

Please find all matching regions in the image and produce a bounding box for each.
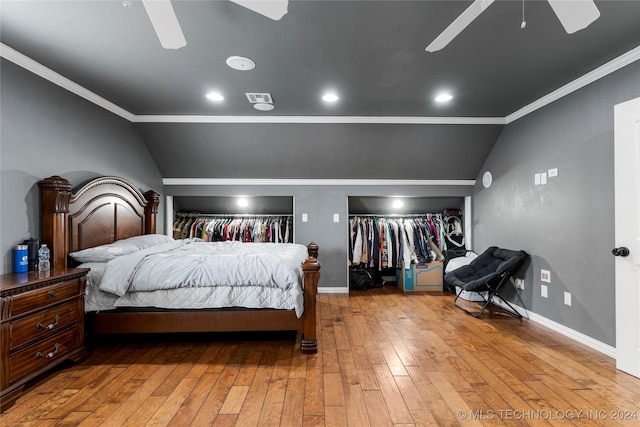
[444,246,529,319]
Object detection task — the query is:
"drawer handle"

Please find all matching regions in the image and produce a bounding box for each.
[37,315,60,330]
[36,343,60,359]
[48,290,56,298]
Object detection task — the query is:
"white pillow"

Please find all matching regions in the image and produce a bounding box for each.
[444,252,478,273]
[69,234,174,263]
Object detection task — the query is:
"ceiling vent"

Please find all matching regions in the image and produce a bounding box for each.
[245,93,273,104]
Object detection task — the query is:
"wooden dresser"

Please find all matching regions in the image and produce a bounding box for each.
[1,268,89,411]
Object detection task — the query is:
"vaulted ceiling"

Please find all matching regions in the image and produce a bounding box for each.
[2,1,639,179]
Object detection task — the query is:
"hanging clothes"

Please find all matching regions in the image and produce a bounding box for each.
[348,214,452,270]
[173,213,294,243]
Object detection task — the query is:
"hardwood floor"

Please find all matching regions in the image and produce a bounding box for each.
[2,285,640,426]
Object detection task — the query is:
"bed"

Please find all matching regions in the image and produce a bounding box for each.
[38,175,321,353]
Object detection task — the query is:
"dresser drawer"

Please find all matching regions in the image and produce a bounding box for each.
[2,268,89,411]
[10,300,79,350]
[10,279,80,316]
[9,328,79,382]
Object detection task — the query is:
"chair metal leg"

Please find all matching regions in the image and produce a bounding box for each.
[454,287,492,318]
[453,278,523,319]
[488,293,523,319]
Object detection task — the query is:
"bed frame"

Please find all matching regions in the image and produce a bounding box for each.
[39,175,321,353]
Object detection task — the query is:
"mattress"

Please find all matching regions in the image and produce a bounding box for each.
[83,262,119,312]
[81,240,308,317]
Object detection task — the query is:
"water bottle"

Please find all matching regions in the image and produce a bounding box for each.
[14,244,29,273]
[38,244,51,271]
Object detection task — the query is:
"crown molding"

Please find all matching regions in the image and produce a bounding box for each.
[506,45,640,124]
[0,43,135,122]
[134,115,505,125]
[163,178,476,186]
[3,41,638,126]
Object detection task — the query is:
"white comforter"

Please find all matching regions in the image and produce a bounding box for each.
[90,240,309,317]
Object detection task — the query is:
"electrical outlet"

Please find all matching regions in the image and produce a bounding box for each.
[564,292,572,306]
[541,269,551,283]
[301,213,308,222]
[515,278,524,290]
[333,213,340,223]
[548,167,558,178]
[541,284,548,298]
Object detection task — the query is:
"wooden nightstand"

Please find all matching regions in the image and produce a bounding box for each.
[0,268,89,412]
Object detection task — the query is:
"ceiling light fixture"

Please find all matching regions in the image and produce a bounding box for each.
[391,199,404,209]
[237,198,249,207]
[206,92,224,102]
[122,0,132,8]
[322,92,339,103]
[254,103,274,111]
[226,56,256,71]
[435,93,453,103]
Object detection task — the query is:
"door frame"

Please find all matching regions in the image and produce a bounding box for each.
[614,96,640,378]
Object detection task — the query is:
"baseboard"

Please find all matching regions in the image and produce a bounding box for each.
[318,287,349,294]
[492,299,616,359]
[316,287,616,358]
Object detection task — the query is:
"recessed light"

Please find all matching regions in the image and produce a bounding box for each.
[391,199,404,209]
[226,56,256,71]
[206,92,224,102]
[254,103,274,111]
[435,93,453,103]
[322,92,339,103]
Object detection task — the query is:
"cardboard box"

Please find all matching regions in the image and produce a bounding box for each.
[396,261,443,292]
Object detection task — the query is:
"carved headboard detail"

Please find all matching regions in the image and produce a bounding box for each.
[39,176,159,269]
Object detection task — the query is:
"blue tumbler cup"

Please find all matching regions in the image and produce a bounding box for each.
[15,244,29,273]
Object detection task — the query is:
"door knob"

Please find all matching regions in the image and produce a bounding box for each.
[612,247,630,257]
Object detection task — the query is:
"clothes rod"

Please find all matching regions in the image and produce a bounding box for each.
[188,213,293,218]
[349,213,443,217]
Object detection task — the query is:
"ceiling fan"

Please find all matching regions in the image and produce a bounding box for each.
[140,0,289,50]
[426,0,600,52]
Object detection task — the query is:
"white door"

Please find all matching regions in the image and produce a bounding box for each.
[614,97,640,378]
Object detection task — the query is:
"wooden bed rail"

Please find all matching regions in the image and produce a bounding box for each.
[39,175,321,354]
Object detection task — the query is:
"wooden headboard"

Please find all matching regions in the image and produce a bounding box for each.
[39,176,160,269]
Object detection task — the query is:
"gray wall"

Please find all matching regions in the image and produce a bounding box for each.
[136,122,503,180]
[473,62,640,347]
[0,59,164,274]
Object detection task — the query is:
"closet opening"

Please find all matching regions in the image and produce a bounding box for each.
[347,196,467,293]
[171,196,294,242]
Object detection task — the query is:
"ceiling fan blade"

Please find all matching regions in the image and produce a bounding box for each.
[547,0,600,34]
[141,0,187,49]
[229,0,289,21]
[426,0,495,52]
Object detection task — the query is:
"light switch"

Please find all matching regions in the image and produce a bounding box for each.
[541,269,551,283]
[541,284,548,298]
[548,168,558,178]
[333,213,340,223]
[541,172,548,185]
[535,173,541,185]
[302,213,308,223]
